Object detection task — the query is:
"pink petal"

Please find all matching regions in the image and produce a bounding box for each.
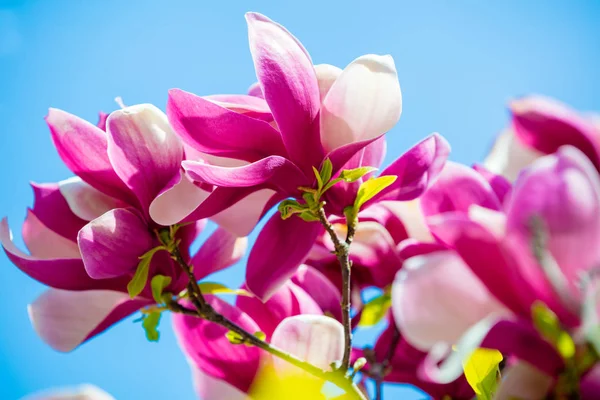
[182,186,273,236]
[320,54,401,152]
[506,146,600,312]
[22,210,80,259]
[172,296,261,393]
[377,133,450,202]
[246,12,323,171]
[247,82,264,98]
[314,63,342,101]
[58,176,126,221]
[149,170,211,226]
[271,315,344,374]
[392,251,507,351]
[1,218,113,291]
[191,227,247,281]
[28,289,148,352]
[77,208,153,279]
[106,104,183,213]
[379,200,433,243]
[30,182,87,242]
[291,265,343,322]
[167,89,285,161]
[246,214,322,300]
[493,362,553,400]
[236,280,322,339]
[420,161,501,218]
[511,95,600,170]
[183,155,307,193]
[46,109,133,204]
[483,128,542,181]
[472,163,512,204]
[97,111,109,131]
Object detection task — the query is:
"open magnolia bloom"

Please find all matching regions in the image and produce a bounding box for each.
[173,266,344,399]
[484,95,600,181]
[392,146,600,397]
[1,107,246,351]
[166,12,449,300]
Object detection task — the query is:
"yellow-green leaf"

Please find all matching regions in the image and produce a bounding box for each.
[312,166,323,190]
[557,331,576,359]
[463,348,503,400]
[198,282,253,297]
[278,199,306,219]
[320,158,333,184]
[340,166,378,183]
[532,301,561,342]
[127,246,166,299]
[354,175,397,211]
[226,330,245,344]
[142,311,162,342]
[358,293,391,327]
[150,274,172,304]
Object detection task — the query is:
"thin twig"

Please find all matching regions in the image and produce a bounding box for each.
[169,241,367,400]
[317,207,355,372]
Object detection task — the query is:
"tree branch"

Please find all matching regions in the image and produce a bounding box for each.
[169,240,367,400]
[317,207,355,372]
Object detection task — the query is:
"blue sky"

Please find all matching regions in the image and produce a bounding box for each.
[1,1,599,399]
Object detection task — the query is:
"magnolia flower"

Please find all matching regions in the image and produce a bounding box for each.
[484,95,600,181]
[166,12,449,299]
[1,107,245,351]
[407,146,600,386]
[172,266,343,399]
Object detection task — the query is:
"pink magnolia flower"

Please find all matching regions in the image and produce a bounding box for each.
[484,95,600,181]
[1,107,245,351]
[173,266,343,399]
[399,146,600,385]
[166,12,449,300]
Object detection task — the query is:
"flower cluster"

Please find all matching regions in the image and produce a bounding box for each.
[5,12,600,400]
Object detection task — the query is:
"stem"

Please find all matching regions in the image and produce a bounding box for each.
[169,242,367,400]
[371,327,401,400]
[317,207,355,372]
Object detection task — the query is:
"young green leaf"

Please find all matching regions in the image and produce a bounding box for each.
[340,166,378,183]
[358,293,392,327]
[557,331,576,359]
[298,211,320,222]
[354,175,397,211]
[142,311,162,342]
[344,205,358,228]
[463,348,503,400]
[127,246,166,299]
[278,199,306,220]
[312,166,323,190]
[198,282,253,297]
[319,158,333,184]
[302,192,317,208]
[226,330,245,345]
[150,275,172,304]
[531,301,561,343]
[321,177,343,193]
[353,357,367,372]
[254,331,267,341]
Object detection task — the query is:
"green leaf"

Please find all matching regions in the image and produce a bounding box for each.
[151,275,172,304]
[312,166,323,190]
[142,311,162,342]
[344,205,358,228]
[463,348,503,400]
[531,301,561,343]
[557,331,576,359]
[226,330,245,345]
[354,175,397,211]
[198,282,253,297]
[358,293,391,327]
[254,331,267,341]
[278,199,306,220]
[298,211,320,222]
[127,246,166,299]
[302,192,317,208]
[340,166,378,183]
[319,158,333,184]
